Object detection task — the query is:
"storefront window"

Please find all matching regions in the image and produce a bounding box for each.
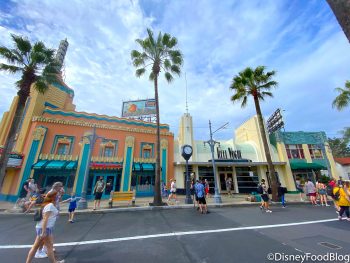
[104,146,114,157]
[286,144,304,159]
[143,149,151,158]
[56,143,68,155]
[308,144,323,159]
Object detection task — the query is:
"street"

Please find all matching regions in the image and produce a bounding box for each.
[0,204,349,263]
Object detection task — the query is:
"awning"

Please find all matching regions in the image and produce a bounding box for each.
[290,162,327,170]
[133,163,141,171]
[90,162,122,169]
[45,161,66,169]
[65,161,78,170]
[142,163,155,171]
[33,160,49,170]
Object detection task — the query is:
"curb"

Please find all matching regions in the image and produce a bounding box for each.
[0,201,311,215]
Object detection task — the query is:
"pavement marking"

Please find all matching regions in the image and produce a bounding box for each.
[0,218,338,249]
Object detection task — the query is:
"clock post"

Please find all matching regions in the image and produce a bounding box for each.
[181,144,193,204]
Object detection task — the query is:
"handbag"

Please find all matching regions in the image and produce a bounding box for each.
[33,208,43,222]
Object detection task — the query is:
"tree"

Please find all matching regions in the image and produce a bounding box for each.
[0,34,59,187]
[328,137,350,157]
[131,28,183,206]
[229,66,279,201]
[332,80,350,110]
[327,0,350,43]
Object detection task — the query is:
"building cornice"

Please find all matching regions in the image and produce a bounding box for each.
[32,116,174,137]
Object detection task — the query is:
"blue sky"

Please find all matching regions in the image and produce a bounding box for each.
[0,0,349,141]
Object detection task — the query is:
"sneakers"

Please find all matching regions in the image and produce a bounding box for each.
[338,216,343,220]
[325,204,330,207]
[347,218,350,222]
[266,210,272,213]
[56,260,65,263]
[35,249,47,258]
[259,205,264,210]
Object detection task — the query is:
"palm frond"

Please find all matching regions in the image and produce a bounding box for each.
[131,50,142,59]
[170,65,181,76]
[0,46,21,64]
[163,59,171,70]
[135,68,146,78]
[11,34,31,55]
[168,50,183,65]
[164,72,174,83]
[0,63,22,73]
[261,91,273,97]
[34,78,49,94]
[149,71,155,81]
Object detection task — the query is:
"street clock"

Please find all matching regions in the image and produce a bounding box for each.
[181,144,193,160]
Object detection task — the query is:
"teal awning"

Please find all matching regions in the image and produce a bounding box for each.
[65,161,78,170]
[45,161,66,169]
[290,162,327,170]
[134,163,141,171]
[32,160,48,170]
[142,163,154,171]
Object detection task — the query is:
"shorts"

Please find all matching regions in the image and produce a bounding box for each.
[95,192,103,200]
[36,227,53,236]
[195,194,199,201]
[198,197,206,205]
[68,207,76,213]
[261,194,269,202]
[318,189,326,195]
[308,192,316,197]
[205,188,209,194]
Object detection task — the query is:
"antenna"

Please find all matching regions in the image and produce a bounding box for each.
[185,72,189,114]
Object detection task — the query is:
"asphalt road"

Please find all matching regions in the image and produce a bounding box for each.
[0,204,349,263]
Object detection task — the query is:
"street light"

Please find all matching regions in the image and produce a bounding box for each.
[77,126,103,210]
[204,120,229,204]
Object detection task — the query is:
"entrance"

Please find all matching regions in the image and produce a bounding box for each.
[87,171,121,199]
[219,172,233,192]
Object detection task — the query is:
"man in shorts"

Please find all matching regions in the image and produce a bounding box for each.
[259,179,272,213]
[195,180,208,214]
[93,176,105,210]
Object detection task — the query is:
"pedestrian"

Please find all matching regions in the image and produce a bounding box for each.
[26,190,65,263]
[195,180,208,214]
[161,180,168,197]
[24,188,44,213]
[15,178,31,209]
[192,179,199,210]
[277,183,287,208]
[333,181,350,221]
[295,177,304,201]
[93,176,105,210]
[226,177,233,197]
[327,178,340,213]
[258,179,272,213]
[167,179,177,204]
[305,178,318,205]
[204,179,210,199]
[61,192,81,223]
[317,180,329,206]
[28,178,38,197]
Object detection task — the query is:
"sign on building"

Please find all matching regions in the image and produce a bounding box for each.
[121,99,156,122]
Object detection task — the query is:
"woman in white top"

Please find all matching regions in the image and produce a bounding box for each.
[26,190,64,263]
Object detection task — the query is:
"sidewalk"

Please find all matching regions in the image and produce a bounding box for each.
[0,193,310,215]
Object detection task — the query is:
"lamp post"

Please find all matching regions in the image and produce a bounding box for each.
[204,120,229,204]
[77,126,103,210]
[181,144,193,204]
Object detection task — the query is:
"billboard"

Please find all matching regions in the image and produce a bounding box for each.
[122,99,156,117]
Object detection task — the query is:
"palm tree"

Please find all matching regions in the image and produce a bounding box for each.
[327,0,350,43]
[131,28,183,206]
[332,80,350,110]
[0,34,60,187]
[229,66,279,201]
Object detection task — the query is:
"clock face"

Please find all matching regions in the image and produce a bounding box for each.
[184,146,192,155]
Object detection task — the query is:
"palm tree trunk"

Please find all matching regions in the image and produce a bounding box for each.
[0,94,27,188]
[152,75,163,206]
[327,0,350,43]
[253,96,278,201]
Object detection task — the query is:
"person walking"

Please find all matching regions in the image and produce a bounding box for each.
[295,177,305,201]
[333,181,350,221]
[167,179,177,204]
[226,177,233,197]
[317,180,329,206]
[61,192,81,223]
[327,179,340,213]
[204,179,210,199]
[93,176,105,210]
[26,190,64,263]
[305,178,318,206]
[258,179,272,213]
[278,183,287,208]
[195,180,208,214]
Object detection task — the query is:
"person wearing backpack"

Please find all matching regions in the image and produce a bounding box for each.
[278,183,287,208]
[259,179,272,213]
[333,181,350,221]
[328,179,340,213]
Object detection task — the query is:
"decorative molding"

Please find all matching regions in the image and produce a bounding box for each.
[33,127,47,141]
[39,153,78,161]
[125,136,135,147]
[142,144,152,150]
[32,116,173,136]
[134,157,156,163]
[161,139,168,149]
[91,156,123,163]
[57,137,71,144]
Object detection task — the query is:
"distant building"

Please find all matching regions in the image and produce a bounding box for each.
[334,157,350,180]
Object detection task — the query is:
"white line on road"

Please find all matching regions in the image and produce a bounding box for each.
[0,218,338,249]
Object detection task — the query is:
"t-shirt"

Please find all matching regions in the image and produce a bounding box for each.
[69,196,78,210]
[305,181,316,194]
[195,183,205,198]
[170,182,176,193]
[95,181,105,193]
[36,203,59,229]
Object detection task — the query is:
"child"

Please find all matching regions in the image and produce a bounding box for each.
[61,192,80,223]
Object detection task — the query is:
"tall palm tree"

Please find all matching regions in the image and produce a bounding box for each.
[229,66,279,201]
[0,34,59,187]
[131,28,183,206]
[332,80,350,110]
[327,0,350,43]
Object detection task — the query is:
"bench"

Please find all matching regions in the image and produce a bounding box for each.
[108,190,136,208]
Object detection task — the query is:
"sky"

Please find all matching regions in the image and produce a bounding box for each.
[0,0,349,141]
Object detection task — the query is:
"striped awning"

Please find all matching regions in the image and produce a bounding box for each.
[32,160,78,170]
[142,163,155,171]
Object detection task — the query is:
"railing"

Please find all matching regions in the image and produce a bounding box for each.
[39,153,78,161]
[91,156,123,163]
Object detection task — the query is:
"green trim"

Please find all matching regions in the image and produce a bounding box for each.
[123,147,132,191]
[75,144,90,195]
[290,162,327,170]
[44,109,170,131]
[44,102,59,109]
[162,148,166,182]
[287,191,300,194]
[142,163,154,171]
[52,82,74,97]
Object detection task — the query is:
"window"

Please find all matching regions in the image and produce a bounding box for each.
[104,146,114,157]
[143,149,151,158]
[56,143,68,155]
[286,144,304,159]
[308,144,323,159]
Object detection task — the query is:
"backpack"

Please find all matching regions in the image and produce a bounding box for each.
[333,188,340,201]
[326,185,334,196]
[257,185,263,194]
